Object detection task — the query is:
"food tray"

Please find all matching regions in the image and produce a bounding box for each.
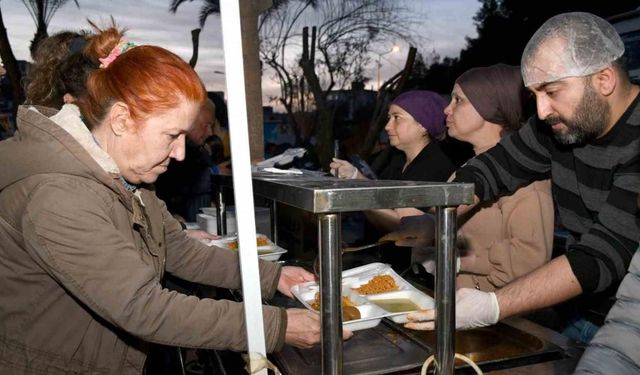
[291,283,388,331]
[291,262,434,330]
[205,233,288,261]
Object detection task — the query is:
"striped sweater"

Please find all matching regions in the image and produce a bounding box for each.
[454,93,640,294]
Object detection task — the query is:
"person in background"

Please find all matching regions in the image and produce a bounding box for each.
[330,90,458,233]
[392,13,639,345]
[329,90,459,272]
[574,199,640,374]
[208,91,231,159]
[206,133,233,175]
[155,98,216,225]
[25,30,92,107]
[0,21,338,374]
[417,64,554,292]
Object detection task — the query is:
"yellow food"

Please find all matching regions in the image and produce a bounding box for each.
[342,306,361,321]
[309,292,355,311]
[309,292,360,321]
[354,275,398,295]
[228,236,270,250]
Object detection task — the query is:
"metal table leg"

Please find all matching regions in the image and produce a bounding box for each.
[270,200,278,244]
[435,207,457,374]
[318,213,342,375]
[216,190,227,235]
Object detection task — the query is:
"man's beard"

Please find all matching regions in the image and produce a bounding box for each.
[545,83,610,145]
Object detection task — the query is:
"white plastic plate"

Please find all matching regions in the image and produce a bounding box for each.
[205,234,288,261]
[291,262,434,329]
[290,283,387,331]
[366,289,434,323]
[343,262,414,294]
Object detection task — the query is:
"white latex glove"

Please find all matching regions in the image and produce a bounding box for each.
[419,258,461,275]
[412,246,462,275]
[329,158,360,179]
[381,214,436,248]
[411,246,435,271]
[404,288,500,330]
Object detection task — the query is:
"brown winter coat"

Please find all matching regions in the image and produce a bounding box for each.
[456,179,554,291]
[0,105,286,374]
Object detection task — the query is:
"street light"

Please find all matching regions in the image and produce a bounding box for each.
[376,45,400,90]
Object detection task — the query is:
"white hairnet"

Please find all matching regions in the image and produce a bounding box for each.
[521,12,624,87]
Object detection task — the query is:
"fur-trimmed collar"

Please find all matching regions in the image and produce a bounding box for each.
[46,104,120,174]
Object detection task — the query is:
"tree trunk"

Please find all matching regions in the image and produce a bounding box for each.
[189,28,201,68]
[280,98,301,145]
[0,7,25,120]
[300,26,334,169]
[239,0,270,160]
[29,0,48,58]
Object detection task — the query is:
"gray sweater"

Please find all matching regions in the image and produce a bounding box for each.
[574,248,640,374]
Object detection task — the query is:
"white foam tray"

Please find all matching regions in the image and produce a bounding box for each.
[205,234,287,261]
[291,262,434,330]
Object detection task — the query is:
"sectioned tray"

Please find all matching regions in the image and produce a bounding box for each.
[291,262,434,331]
[205,233,288,261]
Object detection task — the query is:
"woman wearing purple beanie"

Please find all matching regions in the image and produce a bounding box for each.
[330,90,458,233]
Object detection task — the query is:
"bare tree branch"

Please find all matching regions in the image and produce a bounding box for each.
[259,0,418,113]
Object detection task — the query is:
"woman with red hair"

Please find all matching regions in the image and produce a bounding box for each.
[0,22,338,374]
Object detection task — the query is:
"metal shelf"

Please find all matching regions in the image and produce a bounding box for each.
[213,173,474,374]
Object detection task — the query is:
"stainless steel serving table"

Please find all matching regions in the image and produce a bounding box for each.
[212,172,474,374]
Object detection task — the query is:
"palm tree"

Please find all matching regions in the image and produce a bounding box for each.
[21,0,79,58]
[169,0,219,68]
[170,0,271,159]
[170,0,220,28]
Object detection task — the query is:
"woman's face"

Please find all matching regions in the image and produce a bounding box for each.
[384,104,427,151]
[114,98,200,184]
[444,83,485,142]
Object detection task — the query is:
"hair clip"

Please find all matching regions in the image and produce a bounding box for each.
[99,39,136,68]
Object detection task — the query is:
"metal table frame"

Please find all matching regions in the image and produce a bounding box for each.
[212,174,474,374]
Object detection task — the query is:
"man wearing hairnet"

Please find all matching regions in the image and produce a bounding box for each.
[388,11,640,346]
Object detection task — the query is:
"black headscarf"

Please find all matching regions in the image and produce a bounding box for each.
[455,64,527,131]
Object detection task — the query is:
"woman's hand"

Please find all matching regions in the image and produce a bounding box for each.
[185,229,219,241]
[277,266,316,298]
[329,158,362,179]
[285,308,352,348]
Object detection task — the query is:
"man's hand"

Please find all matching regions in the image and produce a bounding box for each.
[185,229,219,241]
[404,288,500,330]
[277,266,316,298]
[381,214,436,248]
[285,309,352,349]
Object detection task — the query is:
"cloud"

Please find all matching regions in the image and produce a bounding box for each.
[1,0,480,107]
[2,0,227,91]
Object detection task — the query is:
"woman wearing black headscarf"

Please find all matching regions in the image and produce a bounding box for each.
[432,64,555,292]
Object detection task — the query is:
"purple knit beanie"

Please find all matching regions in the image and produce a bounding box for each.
[391,90,447,138]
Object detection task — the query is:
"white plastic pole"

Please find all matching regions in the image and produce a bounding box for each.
[219,0,268,370]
